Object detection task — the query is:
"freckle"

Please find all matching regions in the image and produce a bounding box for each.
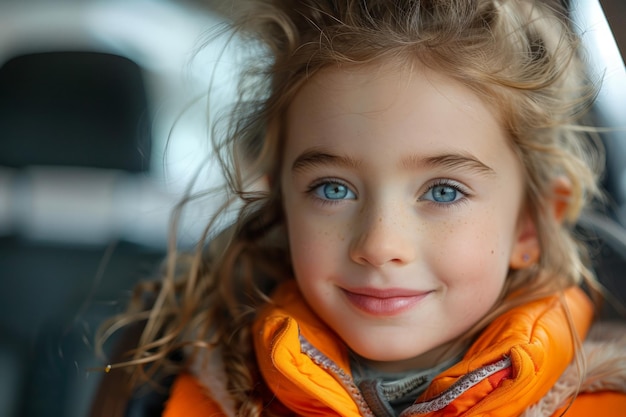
[491,250,494,254]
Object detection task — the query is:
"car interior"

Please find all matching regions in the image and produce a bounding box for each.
[0,1,624,416]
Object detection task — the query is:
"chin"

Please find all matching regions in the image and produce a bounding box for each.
[346,335,450,371]
[350,343,421,363]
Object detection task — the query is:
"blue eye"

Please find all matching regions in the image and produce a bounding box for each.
[422,182,465,204]
[313,181,356,200]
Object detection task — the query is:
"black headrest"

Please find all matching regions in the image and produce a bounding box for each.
[0,51,151,172]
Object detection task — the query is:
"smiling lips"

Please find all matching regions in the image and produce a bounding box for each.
[341,287,432,316]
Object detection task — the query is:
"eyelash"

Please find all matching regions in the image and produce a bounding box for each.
[306,178,471,207]
[306,178,356,206]
[420,179,470,207]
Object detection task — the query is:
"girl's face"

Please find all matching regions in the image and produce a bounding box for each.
[280,62,531,372]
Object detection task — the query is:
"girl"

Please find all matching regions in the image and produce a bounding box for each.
[98,0,626,416]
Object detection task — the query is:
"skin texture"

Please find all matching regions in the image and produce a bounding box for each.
[280,62,537,373]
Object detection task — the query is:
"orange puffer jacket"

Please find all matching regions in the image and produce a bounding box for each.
[164,281,626,416]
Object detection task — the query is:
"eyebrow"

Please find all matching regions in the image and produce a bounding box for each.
[401,153,495,176]
[291,147,495,176]
[292,148,362,172]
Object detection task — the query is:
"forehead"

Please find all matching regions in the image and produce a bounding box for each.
[283,61,510,165]
[291,60,488,109]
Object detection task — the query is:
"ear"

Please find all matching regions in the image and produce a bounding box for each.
[509,210,540,269]
[552,176,572,225]
[509,177,572,269]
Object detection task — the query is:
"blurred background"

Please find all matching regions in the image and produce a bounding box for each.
[0,1,239,416]
[0,0,623,416]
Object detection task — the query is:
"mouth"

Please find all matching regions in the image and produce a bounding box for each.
[341,287,432,317]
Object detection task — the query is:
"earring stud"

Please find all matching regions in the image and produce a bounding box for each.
[522,253,530,263]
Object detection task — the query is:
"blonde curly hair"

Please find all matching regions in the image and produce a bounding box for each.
[97,1,603,415]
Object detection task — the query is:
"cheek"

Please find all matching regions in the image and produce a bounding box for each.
[286,210,346,277]
[429,211,512,289]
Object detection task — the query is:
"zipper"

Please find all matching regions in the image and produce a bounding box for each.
[299,333,376,417]
[399,356,512,416]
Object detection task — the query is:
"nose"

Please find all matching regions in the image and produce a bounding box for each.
[349,203,417,268]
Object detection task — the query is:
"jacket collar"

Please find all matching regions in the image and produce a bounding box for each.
[253,281,593,416]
